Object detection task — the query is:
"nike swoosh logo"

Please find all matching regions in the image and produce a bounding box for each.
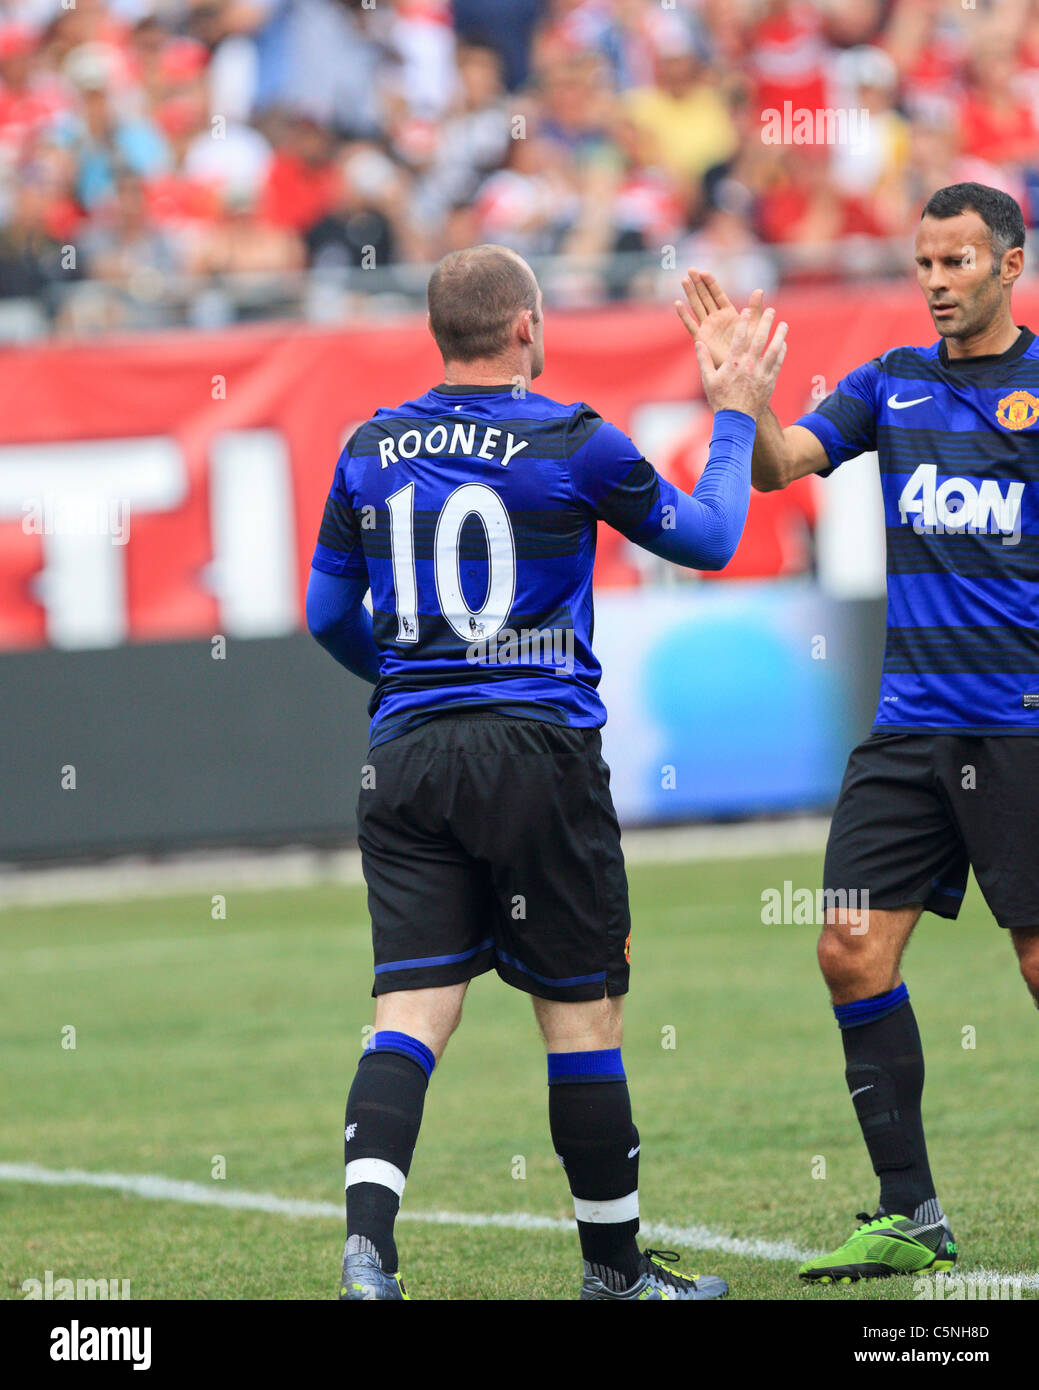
[850,1085,874,1099]
[887,393,933,410]
[628,1145,641,1158]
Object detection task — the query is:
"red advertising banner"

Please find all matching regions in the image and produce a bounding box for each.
[4,283,1037,650]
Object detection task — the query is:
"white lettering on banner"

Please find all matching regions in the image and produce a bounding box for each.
[0,438,184,649]
[0,432,298,649]
[207,431,298,638]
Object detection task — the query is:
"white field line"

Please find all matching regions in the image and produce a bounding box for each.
[0,818,830,911]
[2,1162,1036,1290]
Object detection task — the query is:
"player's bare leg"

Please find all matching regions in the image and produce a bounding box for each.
[339,982,468,1300]
[799,904,956,1283]
[817,902,920,1004]
[533,993,623,1052]
[1010,927,1039,1007]
[532,994,728,1301]
[374,982,468,1060]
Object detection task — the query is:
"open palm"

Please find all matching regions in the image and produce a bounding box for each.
[675,269,765,370]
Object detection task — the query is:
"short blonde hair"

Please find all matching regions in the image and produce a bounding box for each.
[428,245,539,362]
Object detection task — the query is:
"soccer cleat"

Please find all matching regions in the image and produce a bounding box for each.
[580,1248,729,1300]
[339,1248,410,1301]
[798,1211,957,1284]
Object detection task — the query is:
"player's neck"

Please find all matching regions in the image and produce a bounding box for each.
[442,358,531,389]
[943,313,1020,361]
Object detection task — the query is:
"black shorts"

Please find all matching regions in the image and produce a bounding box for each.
[356,713,631,1002]
[824,732,1039,929]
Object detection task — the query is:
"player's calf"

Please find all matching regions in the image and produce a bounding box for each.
[338,1028,435,1300]
[544,1042,728,1301]
[547,1046,642,1290]
[802,980,951,1284]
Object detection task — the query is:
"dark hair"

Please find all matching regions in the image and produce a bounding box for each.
[921,182,1026,258]
[427,245,539,362]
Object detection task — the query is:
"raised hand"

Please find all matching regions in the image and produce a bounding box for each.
[693,305,788,420]
[675,269,765,370]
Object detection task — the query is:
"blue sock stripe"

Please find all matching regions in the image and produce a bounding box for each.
[363,1030,436,1080]
[547,1048,626,1085]
[833,983,910,1030]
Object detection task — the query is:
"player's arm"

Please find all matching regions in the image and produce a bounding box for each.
[306,444,381,685]
[640,409,756,571]
[306,567,380,685]
[749,409,830,492]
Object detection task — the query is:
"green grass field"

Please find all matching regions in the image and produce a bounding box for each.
[2,848,1037,1301]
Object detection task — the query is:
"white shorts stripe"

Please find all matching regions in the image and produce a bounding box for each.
[345,1158,406,1199]
[572,1191,639,1224]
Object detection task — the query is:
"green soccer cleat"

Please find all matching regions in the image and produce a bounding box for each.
[798,1211,957,1285]
[580,1248,729,1301]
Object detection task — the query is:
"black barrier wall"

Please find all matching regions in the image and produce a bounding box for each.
[0,633,373,863]
[0,599,887,864]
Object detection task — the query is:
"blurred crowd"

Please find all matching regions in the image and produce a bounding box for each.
[3,0,1039,331]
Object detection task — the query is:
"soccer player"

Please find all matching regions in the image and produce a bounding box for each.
[678,182,1039,1284]
[307,243,788,1300]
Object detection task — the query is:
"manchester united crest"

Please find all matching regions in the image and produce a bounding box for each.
[996,389,1039,430]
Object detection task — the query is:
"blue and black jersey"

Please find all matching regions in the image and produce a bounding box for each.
[798,327,1039,734]
[309,383,756,747]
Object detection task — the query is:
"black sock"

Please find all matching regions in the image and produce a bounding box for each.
[837,991,937,1219]
[344,1041,431,1274]
[548,1050,641,1289]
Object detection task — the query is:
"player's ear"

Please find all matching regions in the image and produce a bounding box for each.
[1001,246,1025,287]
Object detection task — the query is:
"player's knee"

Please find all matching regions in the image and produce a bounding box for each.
[816,921,881,993]
[817,923,857,982]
